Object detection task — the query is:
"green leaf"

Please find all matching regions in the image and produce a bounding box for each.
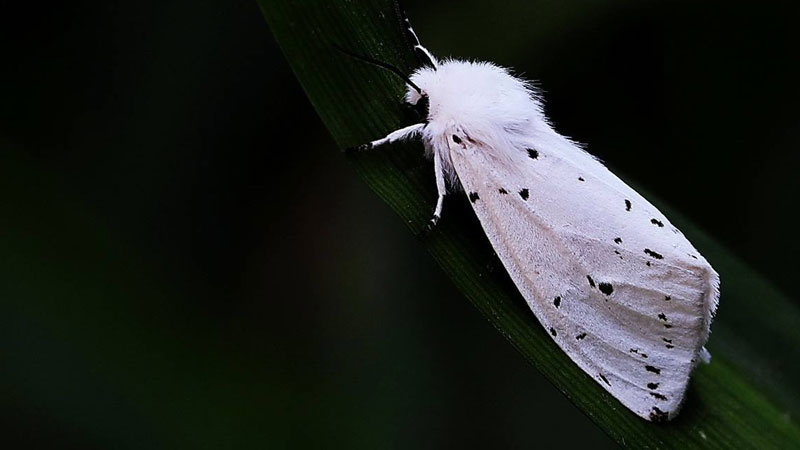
[259,1,800,447]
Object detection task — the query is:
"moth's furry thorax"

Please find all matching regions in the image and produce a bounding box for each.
[405,59,551,185]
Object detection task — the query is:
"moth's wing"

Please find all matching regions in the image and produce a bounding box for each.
[449,137,719,421]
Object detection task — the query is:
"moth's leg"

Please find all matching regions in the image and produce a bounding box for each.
[425,147,447,231]
[347,123,424,153]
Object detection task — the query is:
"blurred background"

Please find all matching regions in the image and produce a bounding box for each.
[2,0,798,448]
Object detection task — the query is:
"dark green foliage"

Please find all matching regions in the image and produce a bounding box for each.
[260,0,800,447]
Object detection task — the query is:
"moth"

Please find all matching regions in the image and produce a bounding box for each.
[347,11,720,422]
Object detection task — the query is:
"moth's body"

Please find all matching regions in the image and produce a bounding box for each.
[352,21,719,422]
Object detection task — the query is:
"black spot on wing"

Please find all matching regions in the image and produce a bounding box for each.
[644,249,664,259]
[651,218,664,227]
[629,348,648,358]
[498,188,508,195]
[650,407,669,422]
[587,275,595,288]
[645,365,661,374]
[614,237,622,244]
[650,392,668,401]
[576,333,587,340]
[526,148,539,159]
[625,199,632,211]
[469,192,479,203]
[599,282,613,296]
[553,296,561,308]
[647,382,659,390]
[519,188,529,200]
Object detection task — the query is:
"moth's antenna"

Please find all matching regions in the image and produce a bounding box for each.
[393,0,438,69]
[334,45,423,95]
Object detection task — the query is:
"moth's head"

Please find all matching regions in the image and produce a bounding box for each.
[404,65,440,121]
[404,86,430,121]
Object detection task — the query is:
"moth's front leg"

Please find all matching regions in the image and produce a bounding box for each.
[345,123,424,153]
[346,123,444,236]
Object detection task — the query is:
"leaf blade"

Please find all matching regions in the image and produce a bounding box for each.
[259,1,800,447]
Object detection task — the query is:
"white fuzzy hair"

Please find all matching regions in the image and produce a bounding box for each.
[405,59,554,187]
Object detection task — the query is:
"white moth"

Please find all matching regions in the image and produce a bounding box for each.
[349,13,719,422]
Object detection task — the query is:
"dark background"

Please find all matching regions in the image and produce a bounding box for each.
[2,1,798,448]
